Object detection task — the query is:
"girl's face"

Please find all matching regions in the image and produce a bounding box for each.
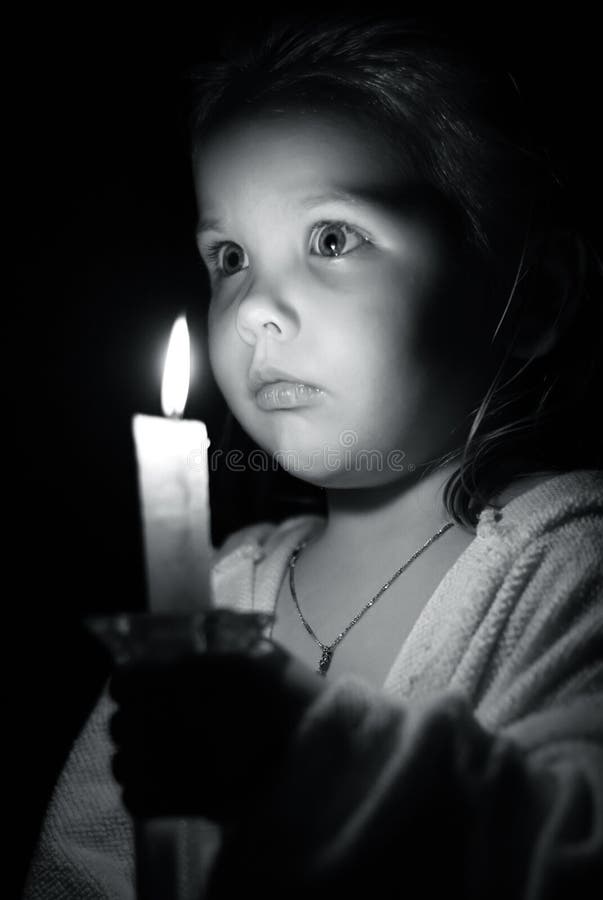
[194,110,497,487]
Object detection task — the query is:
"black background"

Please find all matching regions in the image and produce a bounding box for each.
[10,8,602,893]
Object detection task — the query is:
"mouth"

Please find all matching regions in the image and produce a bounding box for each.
[254,381,325,411]
[248,364,325,410]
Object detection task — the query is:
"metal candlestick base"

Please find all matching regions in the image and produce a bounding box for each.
[83,607,275,900]
[84,607,275,666]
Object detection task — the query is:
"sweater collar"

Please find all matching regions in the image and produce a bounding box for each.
[476,468,603,547]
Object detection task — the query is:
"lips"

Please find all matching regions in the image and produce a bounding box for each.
[248,364,325,410]
[248,365,313,393]
[255,381,325,411]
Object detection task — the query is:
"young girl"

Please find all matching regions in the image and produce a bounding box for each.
[24,13,603,899]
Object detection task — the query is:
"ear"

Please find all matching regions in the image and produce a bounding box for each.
[508,229,587,361]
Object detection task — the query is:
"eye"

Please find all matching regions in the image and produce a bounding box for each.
[202,220,370,280]
[204,241,249,279]
[309,221,369,258]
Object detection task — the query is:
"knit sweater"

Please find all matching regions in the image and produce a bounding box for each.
[23,469,603,899]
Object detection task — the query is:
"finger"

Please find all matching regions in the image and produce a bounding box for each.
[111,747,160,794]
[112,747,215,817]
[111,748,127,785]
[109,661,167,702]
[109,709,126,745]
[110,656,215,707]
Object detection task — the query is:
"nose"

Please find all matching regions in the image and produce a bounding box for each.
[235,290,298,346]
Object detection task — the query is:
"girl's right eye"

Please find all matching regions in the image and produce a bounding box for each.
[205,241,249,279]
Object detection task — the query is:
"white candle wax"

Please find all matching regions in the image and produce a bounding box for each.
[132,413,211,613]
[130,314,212,900]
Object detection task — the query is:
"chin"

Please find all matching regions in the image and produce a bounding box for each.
[273,450,401,490]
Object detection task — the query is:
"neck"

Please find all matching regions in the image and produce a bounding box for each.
[317,458,464,559]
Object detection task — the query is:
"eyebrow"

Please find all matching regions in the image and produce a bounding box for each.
[195,185,406,238]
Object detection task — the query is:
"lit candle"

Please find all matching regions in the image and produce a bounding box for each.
[85,313,267,900]
[131,313,212,900]
[132,314,212,613]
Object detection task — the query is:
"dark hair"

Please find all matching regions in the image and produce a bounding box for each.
[189,12,603,530]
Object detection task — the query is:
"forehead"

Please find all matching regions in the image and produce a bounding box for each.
[193,109,408,218]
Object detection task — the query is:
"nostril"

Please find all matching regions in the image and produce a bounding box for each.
[264,321,281,334]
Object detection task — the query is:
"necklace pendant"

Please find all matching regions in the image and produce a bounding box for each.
[318,647,333,676]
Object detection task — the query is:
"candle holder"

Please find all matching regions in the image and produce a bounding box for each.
[83,607,277,900]
[84,607,275,667]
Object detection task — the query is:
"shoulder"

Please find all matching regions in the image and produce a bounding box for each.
[475,469,603,619]
[469,471,603,722]
[476,468,603,551]
[458,469,603,614]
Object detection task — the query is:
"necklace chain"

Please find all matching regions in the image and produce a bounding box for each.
[288,521,456,676]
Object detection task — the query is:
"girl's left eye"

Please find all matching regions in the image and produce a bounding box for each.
[309,221,370,259]
[202,221,370,280]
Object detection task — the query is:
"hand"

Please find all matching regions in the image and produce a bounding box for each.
[109,632,324,824]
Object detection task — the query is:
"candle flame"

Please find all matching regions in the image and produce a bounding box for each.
[161,315,190,417]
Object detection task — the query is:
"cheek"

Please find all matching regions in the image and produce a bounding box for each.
[207,305,237,394]
[207,308,222,374]
[338,267,414,373]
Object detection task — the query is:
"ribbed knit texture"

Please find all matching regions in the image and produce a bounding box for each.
[23,469,603,899]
